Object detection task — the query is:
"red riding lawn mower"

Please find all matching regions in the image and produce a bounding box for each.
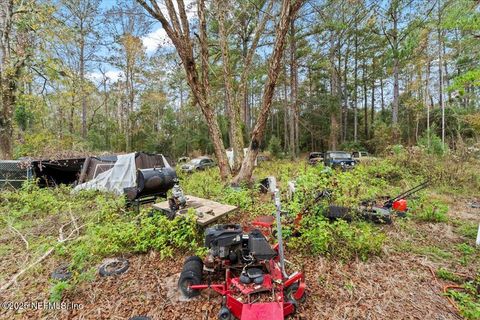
[178,190,306,320]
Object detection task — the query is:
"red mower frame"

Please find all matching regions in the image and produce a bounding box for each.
[182,190,307,320]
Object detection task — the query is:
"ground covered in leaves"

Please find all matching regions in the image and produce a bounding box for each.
[1,150,479,319]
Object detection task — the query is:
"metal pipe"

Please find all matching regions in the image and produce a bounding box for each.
[274,188,288,278]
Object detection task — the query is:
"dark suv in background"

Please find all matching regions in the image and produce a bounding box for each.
[324,151,357,169]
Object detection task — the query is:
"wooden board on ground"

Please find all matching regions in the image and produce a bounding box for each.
[152,195,237,226]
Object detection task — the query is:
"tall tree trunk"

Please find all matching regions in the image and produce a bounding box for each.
[233,0,303,184]
[197,0,231,179]
[0,0,25,159]
[363,61,368,140]
[0,80,15,159]
[329,31,340,150]
[343,46,349,143]
[437,4,445,147]
[391,5,399,131]
[380,76,385,113]
[425,60,431,148]
[283,68,289,151]
[353,24,358,142]
[289,17,298,158]
[371,58,375,132]
[217,0,244,172]
[238,0,275,135]
[80,34,87,139]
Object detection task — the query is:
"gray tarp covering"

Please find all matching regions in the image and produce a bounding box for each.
[73,153,136,195]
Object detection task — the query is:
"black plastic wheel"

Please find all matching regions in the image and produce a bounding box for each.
[285,282,306,303]
[218,306,232,320]
[178,270,202,298]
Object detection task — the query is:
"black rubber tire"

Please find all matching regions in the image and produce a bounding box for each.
[51,265,72,281]
[182,258,203,276]
[99,258,129,277]
[285,282,306,303]
[178,270,202,298]
[184,256,203,265]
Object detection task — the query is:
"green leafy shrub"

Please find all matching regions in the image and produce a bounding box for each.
[295,214,385,261]
[84,209,200,260]
[178,168,223,199]
[221,187,255,211]
[267,136,282,159]
[418,129,446,156]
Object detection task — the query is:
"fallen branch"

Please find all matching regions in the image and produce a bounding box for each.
[0,219,84,293]
[443,284,464,313]
[8,224,29,250]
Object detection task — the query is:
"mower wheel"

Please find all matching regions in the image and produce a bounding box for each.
[286,299,298,315]
[182,257,204,276]
[178,270,202,298]
[184,256,203,265]
[218,306,232,320]
[285,282,306,303]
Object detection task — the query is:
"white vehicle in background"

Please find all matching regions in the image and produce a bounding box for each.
[352,151,376,162]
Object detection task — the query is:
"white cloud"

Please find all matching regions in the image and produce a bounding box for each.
[87,70,124,84]
[141,0,197,54]
[142,27,171,53]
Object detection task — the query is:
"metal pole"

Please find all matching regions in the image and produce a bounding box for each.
[274,188,288,278]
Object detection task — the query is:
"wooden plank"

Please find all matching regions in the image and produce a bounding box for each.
[152,195,238,226]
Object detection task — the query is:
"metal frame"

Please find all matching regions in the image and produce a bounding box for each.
[0,160,32,189]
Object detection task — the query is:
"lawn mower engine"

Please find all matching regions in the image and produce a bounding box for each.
[178,190,306,320]
[203,224,277,271]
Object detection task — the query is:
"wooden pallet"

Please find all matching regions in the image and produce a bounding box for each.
[152,195,238,226]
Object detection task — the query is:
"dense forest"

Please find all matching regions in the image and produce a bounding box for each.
[1,0,479,179]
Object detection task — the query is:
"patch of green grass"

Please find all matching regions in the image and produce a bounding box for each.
[456,221,478,240]
[410,196,449,223]
[395,241,453,261]
[436,267,461,282]
[446,281,480,320]
[457,243,476,266]
[50,281,71,302]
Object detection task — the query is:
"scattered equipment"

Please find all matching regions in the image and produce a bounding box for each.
[168,180,187,212]
[381,180,429,212]
[178,190,306,320]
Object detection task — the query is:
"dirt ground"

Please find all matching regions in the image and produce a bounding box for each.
[1,197,478,320]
